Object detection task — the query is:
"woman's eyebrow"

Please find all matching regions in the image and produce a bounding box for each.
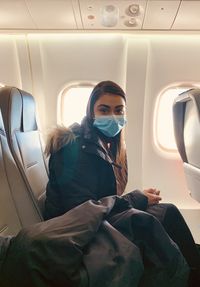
[97,104,110,108]
[97,104,125,109]
[115,105,125,108]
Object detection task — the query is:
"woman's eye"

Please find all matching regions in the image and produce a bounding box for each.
[99,108,108,114]
[115,109,124,115]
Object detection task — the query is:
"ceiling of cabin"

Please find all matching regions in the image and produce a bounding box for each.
[0,0,200,31]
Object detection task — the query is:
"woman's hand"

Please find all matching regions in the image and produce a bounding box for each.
[143,188,162,205]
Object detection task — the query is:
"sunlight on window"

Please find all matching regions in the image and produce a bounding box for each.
[155,87,190,152]
[61,86,93,127]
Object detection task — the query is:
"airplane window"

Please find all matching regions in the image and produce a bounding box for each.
[154,86,191,152]
[59,84,94,127]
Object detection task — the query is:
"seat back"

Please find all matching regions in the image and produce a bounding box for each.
[0,87,48,215]
[173,88,200,202]
[0,109,42,236]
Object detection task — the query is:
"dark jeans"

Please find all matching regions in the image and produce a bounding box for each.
[147,203,200,269]
[108,207,189,287]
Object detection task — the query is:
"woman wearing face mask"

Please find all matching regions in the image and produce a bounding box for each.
[44,80,199,286]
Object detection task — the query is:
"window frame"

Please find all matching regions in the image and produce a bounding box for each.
[153,83,200,156]
[57,81,96,126]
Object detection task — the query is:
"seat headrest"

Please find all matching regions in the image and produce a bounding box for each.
[0,109,6,136]
[21,91,38,132]
[0,86,37,135]
[173,88,200,163]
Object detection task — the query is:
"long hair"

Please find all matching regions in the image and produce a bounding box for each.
[86,80,128,194]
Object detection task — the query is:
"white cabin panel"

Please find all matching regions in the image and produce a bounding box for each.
[173,1,200,30]
[26,0,78,29]
[27,34,127,133]
[0,1,35,29]
[143,0,180,30]
[125,38,148,191]
[0,35,27,88]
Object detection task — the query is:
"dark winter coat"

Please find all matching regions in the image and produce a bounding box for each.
[45,117,148,220]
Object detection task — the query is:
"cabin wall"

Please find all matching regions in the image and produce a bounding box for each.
[145,36,200,242]
[28,34,127,132]
[142,36,200,205]
[0,33,200,241]
[0,36,30,89]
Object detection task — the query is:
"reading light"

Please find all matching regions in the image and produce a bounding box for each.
[126,4,140,16]
[129,4,139,15]
[124,17,137,27]
[101,5,119,27]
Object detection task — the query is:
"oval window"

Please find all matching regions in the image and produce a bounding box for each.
[59,83,94,127]
[154,86,196,152]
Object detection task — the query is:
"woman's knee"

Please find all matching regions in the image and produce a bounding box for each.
[163,203,182,220]
[131,209,161,229]
[165,203,179,212]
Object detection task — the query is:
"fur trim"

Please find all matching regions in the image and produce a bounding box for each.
[45,126,77,155]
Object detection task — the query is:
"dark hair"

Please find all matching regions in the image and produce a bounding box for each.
[87,80,128,195]
[86,80,126,120]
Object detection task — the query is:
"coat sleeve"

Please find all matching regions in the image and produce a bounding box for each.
[0,236,13,272]
[45,140,98,220]
[122,190,148,211]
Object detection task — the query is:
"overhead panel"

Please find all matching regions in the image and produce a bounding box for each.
[79,0,147,30]
[0,0,200,31]
[143,0,180,30]
[26,0,78,29]
[172,1,200,30]
[0,0,35,29]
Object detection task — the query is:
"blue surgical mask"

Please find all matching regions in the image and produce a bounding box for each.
[93,115,127,137]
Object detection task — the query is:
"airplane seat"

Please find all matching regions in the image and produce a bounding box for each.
[0,109,42,236]
[0,86,48,216]
[173,88,200,203]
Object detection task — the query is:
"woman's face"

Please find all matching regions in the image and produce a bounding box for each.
[93,93,126,118]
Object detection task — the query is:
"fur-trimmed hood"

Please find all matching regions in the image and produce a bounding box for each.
[45,117,108,156]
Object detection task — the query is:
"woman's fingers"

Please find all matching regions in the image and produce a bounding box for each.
[143,188,162,205]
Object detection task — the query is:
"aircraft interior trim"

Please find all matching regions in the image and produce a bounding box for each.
[0,1,200,286]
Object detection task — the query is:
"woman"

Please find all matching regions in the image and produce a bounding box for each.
[45,80,198,286]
